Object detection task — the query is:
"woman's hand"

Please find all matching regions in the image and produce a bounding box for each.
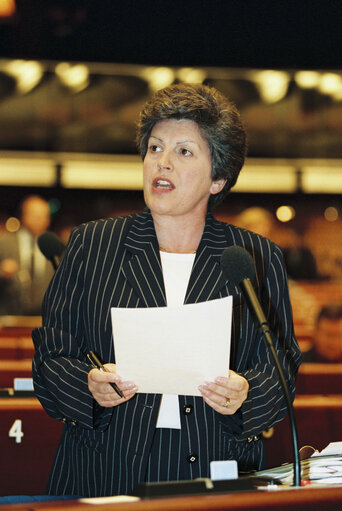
[88,363,138,408]
[198,370,249,415]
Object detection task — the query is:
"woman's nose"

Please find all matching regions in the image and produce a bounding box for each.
[157,151,173,173]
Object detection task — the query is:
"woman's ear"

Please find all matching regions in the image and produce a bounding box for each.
[210,179,227,195]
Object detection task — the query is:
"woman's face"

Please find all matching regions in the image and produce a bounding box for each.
[143,119,225,222]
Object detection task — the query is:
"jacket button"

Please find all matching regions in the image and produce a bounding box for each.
[187,453,198,463]
[183,405,193,415]
[247,435,259,443]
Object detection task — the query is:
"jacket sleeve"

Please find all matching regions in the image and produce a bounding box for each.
[32,225,113,430]
[237,242,302,439]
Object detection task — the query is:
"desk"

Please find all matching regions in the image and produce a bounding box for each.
[1,486,342,511]
[0,398,63,495]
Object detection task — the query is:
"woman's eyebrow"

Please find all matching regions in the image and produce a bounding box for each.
[176,139,197,146]
[149,135,163,142]
[149,135,198,146]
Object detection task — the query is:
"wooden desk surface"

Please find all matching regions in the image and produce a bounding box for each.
[1,486,342,511]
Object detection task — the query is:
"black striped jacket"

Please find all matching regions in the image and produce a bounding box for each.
[32,209,302,497]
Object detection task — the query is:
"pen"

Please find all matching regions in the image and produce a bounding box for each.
[87,350,125,399]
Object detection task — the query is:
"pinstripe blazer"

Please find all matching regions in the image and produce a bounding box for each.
[32,209,302,497]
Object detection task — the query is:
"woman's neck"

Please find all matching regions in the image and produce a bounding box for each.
[152,212,206,254]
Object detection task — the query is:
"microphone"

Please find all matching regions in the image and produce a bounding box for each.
[220,246,301,486]
[38,231,65,271]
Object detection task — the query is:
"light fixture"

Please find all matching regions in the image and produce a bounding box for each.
[0,0,16,17]
[5,217,20,233]
[55,62,90,93]
[234,162,297,193]
[318,72,342,96]
[276,205,295,223]
[0,157,56,186]
[61,156,143,189]
[324,207,339,222]
[294,71,320,89]
[176,68,206,84]
[140,67,175,91]
[301,165,342,193]
[3,60,44,94]
[251,70,290,103]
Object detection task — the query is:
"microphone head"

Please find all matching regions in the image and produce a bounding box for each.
[38,231,65,260]
[220,246,255,286]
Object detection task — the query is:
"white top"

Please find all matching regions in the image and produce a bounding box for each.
[156,250,196,429]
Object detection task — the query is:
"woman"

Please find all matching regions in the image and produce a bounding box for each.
[32,83,302,497]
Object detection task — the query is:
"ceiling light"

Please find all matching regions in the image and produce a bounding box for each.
[302,166,342,193]
[0,0,16,17]
[0,158,56,186]
[140,67,175,91]
[234,164,297,193]
[176,68,206,83]
[61,156,143,189]
[318,73,342,95]
[4,60,43,94]
[276,205,295,222]
[294,71,321,89]
[324,207,339,222]
[55,62,90,93]
[252,70,290,103]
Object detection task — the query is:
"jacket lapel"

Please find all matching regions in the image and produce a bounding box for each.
[185,212,235,304]
[122,210,167,307]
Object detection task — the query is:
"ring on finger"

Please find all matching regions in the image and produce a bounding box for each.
[223,397,230,408]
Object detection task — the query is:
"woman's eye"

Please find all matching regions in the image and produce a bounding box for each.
[180,148,192,156]
[149,144,161,152]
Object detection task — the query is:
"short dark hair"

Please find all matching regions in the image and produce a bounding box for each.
[317,303,342,323]
[136,83,247,208]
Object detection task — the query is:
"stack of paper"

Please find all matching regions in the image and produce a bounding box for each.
[255,442,342,485]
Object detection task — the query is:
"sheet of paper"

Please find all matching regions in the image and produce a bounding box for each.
[111,296,232,396]
[79,496,140,504]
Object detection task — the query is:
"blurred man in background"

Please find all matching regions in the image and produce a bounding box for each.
[302,303,342,363]
[0,195,54,315]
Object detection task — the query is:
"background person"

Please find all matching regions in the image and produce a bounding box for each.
[302,303,342,363]
[32,83,302,497]
[0,195,54,315]
[234,207,274,239]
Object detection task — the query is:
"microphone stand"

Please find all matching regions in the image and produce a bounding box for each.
[241,278,301,487]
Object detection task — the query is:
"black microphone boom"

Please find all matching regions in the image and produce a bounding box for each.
[220,245,301,486]
[38,231,65,271]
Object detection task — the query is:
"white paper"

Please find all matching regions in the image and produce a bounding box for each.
[111,296,232,396]
[79,496,140,504]
[315,442,342,456]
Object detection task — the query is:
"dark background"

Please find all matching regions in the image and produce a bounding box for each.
[1,0,341,69]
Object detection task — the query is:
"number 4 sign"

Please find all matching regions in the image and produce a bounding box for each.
[9,419,24,443]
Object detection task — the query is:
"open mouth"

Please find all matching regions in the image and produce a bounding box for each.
[152,178,175,190]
